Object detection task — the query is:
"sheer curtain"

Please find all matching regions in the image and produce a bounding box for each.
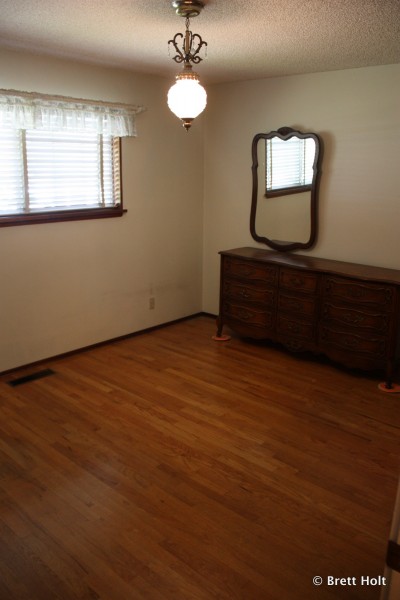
[0,89,145,137]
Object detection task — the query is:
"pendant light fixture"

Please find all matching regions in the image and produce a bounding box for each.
[167,0,208,131]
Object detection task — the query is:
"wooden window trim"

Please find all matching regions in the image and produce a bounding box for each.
[0,206,127,228]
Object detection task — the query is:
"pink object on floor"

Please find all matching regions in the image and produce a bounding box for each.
[378,382,400,393]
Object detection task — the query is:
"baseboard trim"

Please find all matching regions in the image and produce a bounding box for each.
[1,312,217,377]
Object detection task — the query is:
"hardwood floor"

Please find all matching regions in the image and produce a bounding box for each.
[0,315,399,599]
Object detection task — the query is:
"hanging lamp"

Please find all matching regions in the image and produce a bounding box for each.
[167,0,208,131]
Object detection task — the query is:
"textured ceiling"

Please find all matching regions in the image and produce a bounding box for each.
[0,0,399,84]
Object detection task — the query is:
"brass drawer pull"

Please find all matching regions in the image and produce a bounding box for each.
[343,312,364,325]
[239,310,252,320]
[343,336,358,348]
[287,322,300,334]
[285,299,302,311]
[238,268,253,277]
[289,276,303,287]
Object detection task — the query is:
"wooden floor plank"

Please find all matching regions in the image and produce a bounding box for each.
[0,315,399,599]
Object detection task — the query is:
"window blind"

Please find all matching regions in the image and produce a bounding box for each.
[266,137,315,193]
[0,89,141,223]
[0,129,25,214]
[0,129,120,215]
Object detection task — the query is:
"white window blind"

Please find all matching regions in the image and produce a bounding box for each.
[0,129,119,215]
[26,130,116,212]
[0,129,25,214]
[266,136,315,193]
[0,89,145,222]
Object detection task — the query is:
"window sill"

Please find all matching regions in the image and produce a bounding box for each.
[0,206,127,227]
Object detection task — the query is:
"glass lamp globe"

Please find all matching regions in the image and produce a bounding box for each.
[167,73,207,131]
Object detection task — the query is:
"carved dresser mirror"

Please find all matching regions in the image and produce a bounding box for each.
[250,126,322,252]
[217,126,400,390]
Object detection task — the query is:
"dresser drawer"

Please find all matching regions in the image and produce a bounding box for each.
[278,292,316,317]
[279,268,318,293]
[223,257,277,284]
[320,326,387,357]
[322,303,389,333]
[218,248,400,386]
[324,277,394,308]
[277,315,314,339]
[223,280,275,307]
[223,301,274,329]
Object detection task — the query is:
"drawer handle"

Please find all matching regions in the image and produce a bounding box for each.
[343,336,358,348]
[347,288,363,299]
[285,299,302,311]
[343,312,364,325]
[289,276,303,287]
[238,309,252,320]
[285,339,304,352]
[287,322,301,333]
[237,268,253,277]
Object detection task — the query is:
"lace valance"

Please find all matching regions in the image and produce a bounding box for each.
[0,89,145,137]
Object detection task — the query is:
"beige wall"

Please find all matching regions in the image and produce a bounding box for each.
[1,50,399,371]
[0,49,204,371]
[202,64,400,314]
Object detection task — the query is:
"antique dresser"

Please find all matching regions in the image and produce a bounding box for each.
[216,247,400,388]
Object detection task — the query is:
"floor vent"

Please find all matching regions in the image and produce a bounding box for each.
[7,368,56,387]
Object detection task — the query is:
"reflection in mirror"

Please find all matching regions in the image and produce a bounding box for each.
[266,136,315,196]
[250,127,322,252]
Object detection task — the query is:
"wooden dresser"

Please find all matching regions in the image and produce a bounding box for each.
[217,247,400,387]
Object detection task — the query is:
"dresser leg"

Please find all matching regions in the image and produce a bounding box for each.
[378,365,400,392]
[378,382,400,392]
[212,334,231,341]
[212,318,231,342]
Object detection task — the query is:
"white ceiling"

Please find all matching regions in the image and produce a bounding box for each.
[0,0,399,84]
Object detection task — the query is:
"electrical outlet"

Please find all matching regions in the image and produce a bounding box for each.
[149,297,155,310]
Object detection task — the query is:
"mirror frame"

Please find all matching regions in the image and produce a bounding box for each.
[250,126,322,252]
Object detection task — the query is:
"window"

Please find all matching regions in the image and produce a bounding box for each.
[0,128,121,223]
[0,89,144,226]
[266,136,315,196]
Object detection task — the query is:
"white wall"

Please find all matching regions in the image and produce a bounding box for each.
[1,53,399,370]
[202,64,400,314]
[0,49,204,371]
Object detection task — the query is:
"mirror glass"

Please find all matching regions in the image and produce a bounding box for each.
[250,127,322,252]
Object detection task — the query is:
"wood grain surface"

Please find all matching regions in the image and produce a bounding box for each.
[0,315,399,599]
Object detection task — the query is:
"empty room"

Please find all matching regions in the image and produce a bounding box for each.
[0,1,400,599]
